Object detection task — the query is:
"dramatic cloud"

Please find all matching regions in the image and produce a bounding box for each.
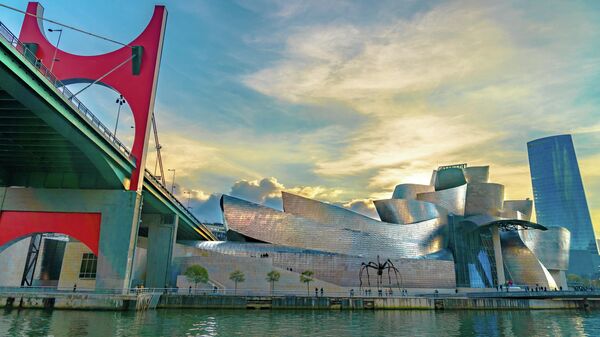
[337,199,379,220]
[187,177,379,222]
[97,0,597,228]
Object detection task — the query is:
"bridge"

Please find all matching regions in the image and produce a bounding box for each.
[0,2,215,291]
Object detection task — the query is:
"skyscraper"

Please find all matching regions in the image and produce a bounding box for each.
[528,134,598,276]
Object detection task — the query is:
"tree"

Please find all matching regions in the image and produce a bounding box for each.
[266,270,281,295]
[184,265,209,291]
[300,270,314,296]
[567,274,582,284]
[229,270,245,295]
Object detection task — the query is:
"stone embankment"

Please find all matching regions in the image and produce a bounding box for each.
[2,292,600,311]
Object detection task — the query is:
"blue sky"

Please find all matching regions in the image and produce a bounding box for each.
[1,0,599,227]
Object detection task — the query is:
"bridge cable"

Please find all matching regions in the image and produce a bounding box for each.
[0,3,132,48]
[70,54,136,98]
[151,112,166,187]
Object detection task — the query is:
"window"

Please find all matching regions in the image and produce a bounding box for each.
[79,253,97,279]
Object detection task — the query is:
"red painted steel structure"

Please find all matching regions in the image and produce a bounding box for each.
[0,211,101,255]
[18,2,167,192]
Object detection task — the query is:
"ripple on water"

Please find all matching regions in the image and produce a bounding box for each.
[1,309,600,337]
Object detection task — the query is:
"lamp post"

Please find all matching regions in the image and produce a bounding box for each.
[47,28,62,72]
[113,95,126,138]
[184,190,196,208]
[168,169,176,194]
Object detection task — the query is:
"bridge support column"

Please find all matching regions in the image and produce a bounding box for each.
[143,214,178,288]
[0,187,142,290]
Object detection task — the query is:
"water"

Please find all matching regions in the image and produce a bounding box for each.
[1,309,600,337]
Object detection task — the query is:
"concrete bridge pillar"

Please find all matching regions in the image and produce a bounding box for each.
[143,214,178,288]
[0,187,142,290]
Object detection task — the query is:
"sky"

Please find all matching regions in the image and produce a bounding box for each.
[1,0,599,229]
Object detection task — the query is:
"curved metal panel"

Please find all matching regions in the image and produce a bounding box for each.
[282,192,377,229]
[500,231,558,289]
[463,166,490,183]
[465,183,504,216]
[435,168,467,191]
[391,184,434,200]
[222,195,448,259]
[520,227,570,271]
[374,199,447,225]
[417,184,467,216]
[503,200,533,221]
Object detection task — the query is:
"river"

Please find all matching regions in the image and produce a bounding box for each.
[1,309,600,336]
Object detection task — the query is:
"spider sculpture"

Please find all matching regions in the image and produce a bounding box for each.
[359,255,402,290]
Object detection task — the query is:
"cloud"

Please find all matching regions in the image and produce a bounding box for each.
[243,2,512,106]
[337,199,380,220]
[240,0,600,203]
[188,176,380,222]
[188,193,223,223]
[152,0,600,227]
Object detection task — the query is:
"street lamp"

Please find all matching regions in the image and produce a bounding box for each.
[184,190,196,208]
[113,95,126,138]
[47,28,62,72]
[168,169,176,194]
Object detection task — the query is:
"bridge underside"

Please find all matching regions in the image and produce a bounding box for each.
[0,89,117,189]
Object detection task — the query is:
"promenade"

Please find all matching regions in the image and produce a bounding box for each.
[2,287,600,311]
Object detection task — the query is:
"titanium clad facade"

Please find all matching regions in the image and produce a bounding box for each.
[182,241,456,288]
[374,199,447,225]
[520,227,570,271]
[527,135,597,253]
[465,183,505,216]
[281,192,379,229]
[417,184,467,216]
[222,195,448,259]
[503,200,533,221]
[501,231,558,289]
[434,168,467,191]
[463,166,490,184]
[392,184,434,200]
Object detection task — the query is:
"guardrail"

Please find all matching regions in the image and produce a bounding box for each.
[3,286,600,299]
[143,169,210,233]
[0,20,132,159]
[0,286,434,298]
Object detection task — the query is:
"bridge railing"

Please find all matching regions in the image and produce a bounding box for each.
[0,20,132,160]
[3,286,599,298]
[143,169,209,232]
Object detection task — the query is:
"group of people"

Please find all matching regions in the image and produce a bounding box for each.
[314,287,324,297]
[354,288,408,297]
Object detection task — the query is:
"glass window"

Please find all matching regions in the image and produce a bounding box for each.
[79,253,97,279]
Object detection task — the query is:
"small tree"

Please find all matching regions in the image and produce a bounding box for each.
[184,265,209,291]
[229,270,245,295]
[300,270,314,296]
[266,270,281,295]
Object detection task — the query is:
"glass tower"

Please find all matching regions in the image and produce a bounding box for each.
[527,135,597,255]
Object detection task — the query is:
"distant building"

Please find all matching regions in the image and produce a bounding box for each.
[171,163,570,291]
[527,135,598,277]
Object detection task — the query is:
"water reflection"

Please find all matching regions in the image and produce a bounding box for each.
[1,308,599,337]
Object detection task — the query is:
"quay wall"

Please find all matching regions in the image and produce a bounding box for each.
[2,293,600,311]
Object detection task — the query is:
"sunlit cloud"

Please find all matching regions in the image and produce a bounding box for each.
[152,0,600,223]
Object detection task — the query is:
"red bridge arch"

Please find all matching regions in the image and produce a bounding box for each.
[19,2,168,191]
[0,211,101,255]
